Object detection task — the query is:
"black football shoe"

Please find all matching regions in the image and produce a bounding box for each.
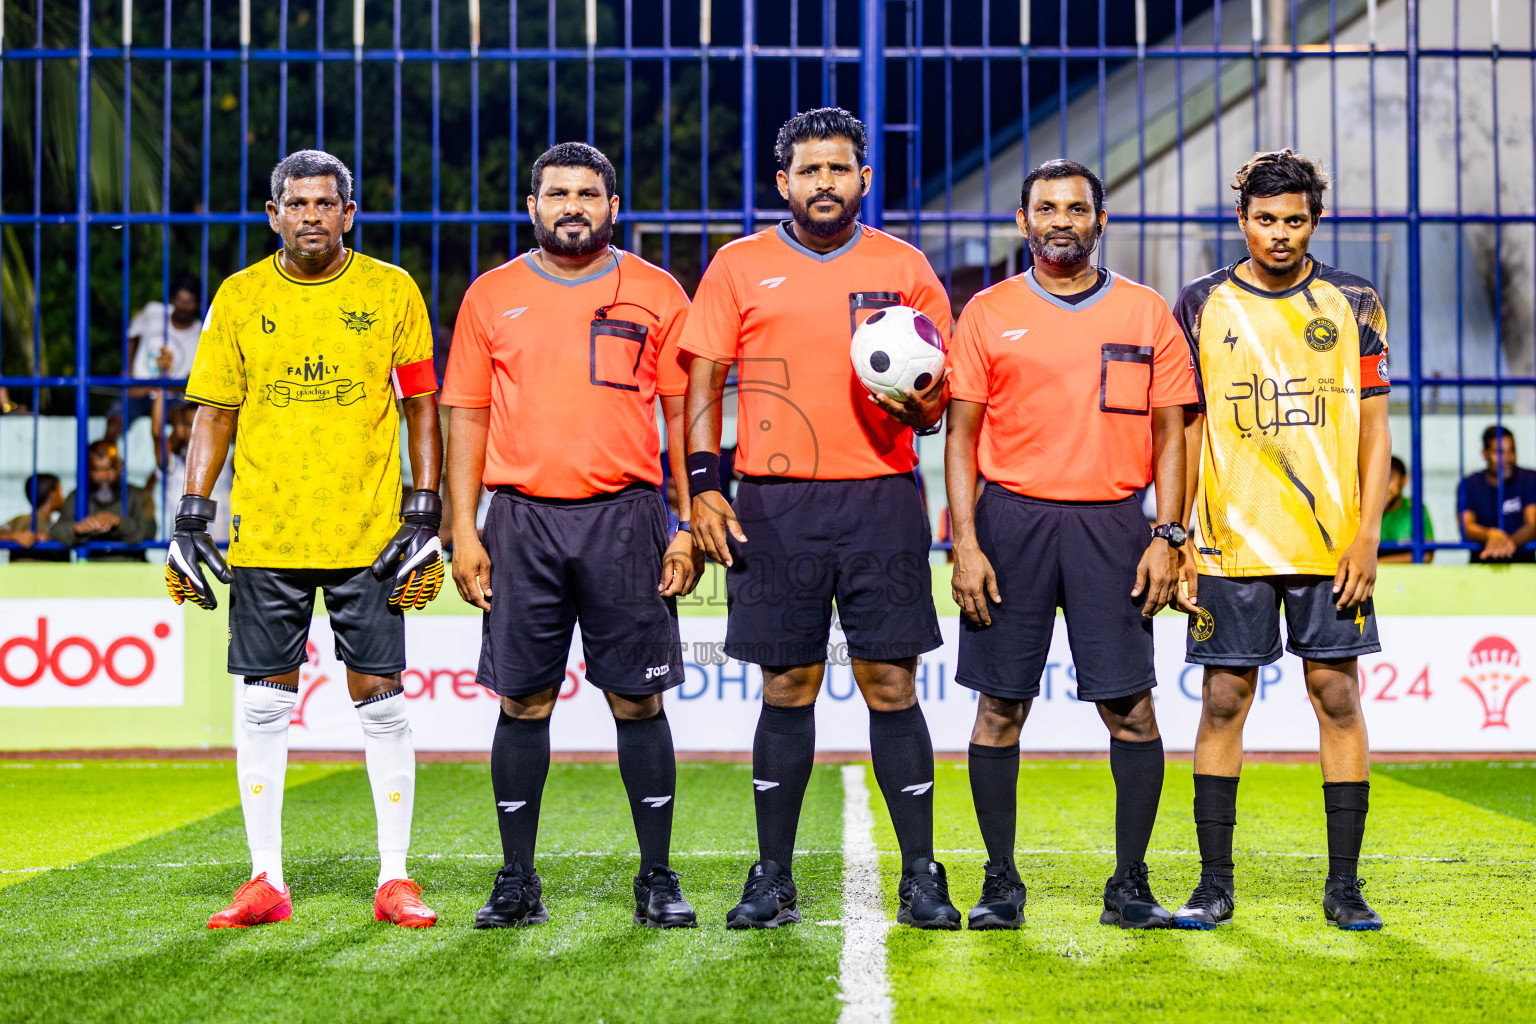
[1323,876,1384,931]
[634,865,698,929]
[726,860,800,929]
[1100,861,1172,929]
[473,862,549,929]
[968,859,1027,930]
[898,858,962,930]
[1171,877,1235,929]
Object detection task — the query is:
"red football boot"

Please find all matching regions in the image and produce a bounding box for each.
[374,878,438,928]
[207,873,292,929]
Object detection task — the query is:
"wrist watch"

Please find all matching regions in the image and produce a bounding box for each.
[1152,522,1188,546]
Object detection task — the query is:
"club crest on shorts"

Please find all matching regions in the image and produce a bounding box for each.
[1304,317,1338,352]
[1189,607,1215,642]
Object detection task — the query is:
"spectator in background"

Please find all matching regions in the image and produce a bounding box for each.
[1459,425,1536,564]
[149,401,233,542]
[2,473,68,562]
[1379,456,1434,563]
[0,386,28,415]
[105,279,203,444]
[50,440,156,559]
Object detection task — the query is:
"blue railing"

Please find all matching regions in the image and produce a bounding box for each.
[2,0,1533,563]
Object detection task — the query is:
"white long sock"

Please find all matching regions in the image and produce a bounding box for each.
[357,688,415,887]
[238,681,297,891]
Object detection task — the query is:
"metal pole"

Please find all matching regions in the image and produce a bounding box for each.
[1407,0,1425,563]
[860,0,885,229]
[74,0,93,531]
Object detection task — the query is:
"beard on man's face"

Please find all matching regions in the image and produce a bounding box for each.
[1027,224,1099,268]
[535,209,614,258]
[788,188,862,239]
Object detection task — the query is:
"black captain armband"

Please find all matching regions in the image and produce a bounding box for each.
[686,451,723,496]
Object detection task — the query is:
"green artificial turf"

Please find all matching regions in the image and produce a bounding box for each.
[872,760,1536,1024]
[2,759,1533,1024]
[0,761,844,1024]
[0,761,344,890]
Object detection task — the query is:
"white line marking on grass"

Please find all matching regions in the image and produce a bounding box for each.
[837,764,892,1024]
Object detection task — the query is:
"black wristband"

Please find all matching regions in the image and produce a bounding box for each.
[685,451,722,496]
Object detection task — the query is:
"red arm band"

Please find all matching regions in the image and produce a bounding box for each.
[391,358,438,399]
[1360,353,1390,390]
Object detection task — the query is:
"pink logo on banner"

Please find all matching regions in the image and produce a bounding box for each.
[291,639,329,730]
[1459,636,1530,729]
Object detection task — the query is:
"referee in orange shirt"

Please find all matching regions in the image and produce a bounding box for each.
[683,108,958,930]
[443,143,703,930]
[946,160,1199,930]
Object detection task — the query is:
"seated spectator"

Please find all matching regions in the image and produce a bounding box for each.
[105,279,202,444]
[0,386,28,415]
[148,402,233,542]
[1458,425,1536,564]
[2,473,68,562]
[50,440,156,560]
[1379,456,1434,563]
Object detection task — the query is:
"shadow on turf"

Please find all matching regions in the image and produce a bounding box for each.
[1380,762,1536,826]
[0,766,851,1024]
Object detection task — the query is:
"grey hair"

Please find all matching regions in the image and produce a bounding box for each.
[270,149,354,206]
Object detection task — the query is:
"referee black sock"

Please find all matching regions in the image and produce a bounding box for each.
[1109,736,1164,875]
[870,703,936,867]
[752,702,817,869]
[615,710,677,872]
[968,742,1019,867]
[1192,773,1240,888]
[490,712,550,872]
[1323,781,1370,880]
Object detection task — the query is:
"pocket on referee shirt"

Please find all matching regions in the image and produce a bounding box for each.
[590,318,649,392]
[1099,343,1153,415]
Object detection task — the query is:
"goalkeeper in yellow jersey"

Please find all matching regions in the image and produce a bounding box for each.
[166,150,445,930]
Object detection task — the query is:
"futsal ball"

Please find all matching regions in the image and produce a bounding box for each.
[850,306,946,401]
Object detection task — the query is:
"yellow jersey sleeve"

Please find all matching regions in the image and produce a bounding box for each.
[392,273,434,369]
[185,287,246,409]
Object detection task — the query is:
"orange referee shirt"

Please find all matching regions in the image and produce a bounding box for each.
[441,248,691,499]
[948,269,1198,501]
[677,222,952,480]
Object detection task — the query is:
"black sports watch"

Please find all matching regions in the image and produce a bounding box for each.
[1152,522,1188,547]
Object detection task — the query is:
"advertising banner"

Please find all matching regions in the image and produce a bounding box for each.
[0,599,187,708]
[272,613,1534,753]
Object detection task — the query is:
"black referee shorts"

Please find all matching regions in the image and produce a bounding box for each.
[955,486,1156,703]
[722,473,941,667]
[228,565,405,678]
[476,484,684,698]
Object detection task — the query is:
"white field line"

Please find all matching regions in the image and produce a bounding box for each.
[2,845,1516,877]
[837,764,892,1024]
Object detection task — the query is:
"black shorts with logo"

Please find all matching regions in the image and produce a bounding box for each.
[477,484,684,698]
[1185,573,1381,666]
[722,473,941,666]
[955,487,1156,703]
[228,565,404,677]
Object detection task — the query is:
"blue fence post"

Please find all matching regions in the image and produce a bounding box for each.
[73,0,93,533]
[1407,0,1425,563]
[860,0,885,229]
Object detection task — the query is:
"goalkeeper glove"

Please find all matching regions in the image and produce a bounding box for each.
[371,489,445,609]
[165,495,233,610]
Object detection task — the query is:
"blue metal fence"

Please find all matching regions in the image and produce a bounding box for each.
[2,0,1534,562]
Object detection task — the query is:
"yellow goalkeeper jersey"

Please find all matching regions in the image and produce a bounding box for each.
[186,250,436,569]
[1174,259,1390,578]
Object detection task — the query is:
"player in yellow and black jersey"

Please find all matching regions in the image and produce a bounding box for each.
[167,150,445,931]
[1170,151,1392,932]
